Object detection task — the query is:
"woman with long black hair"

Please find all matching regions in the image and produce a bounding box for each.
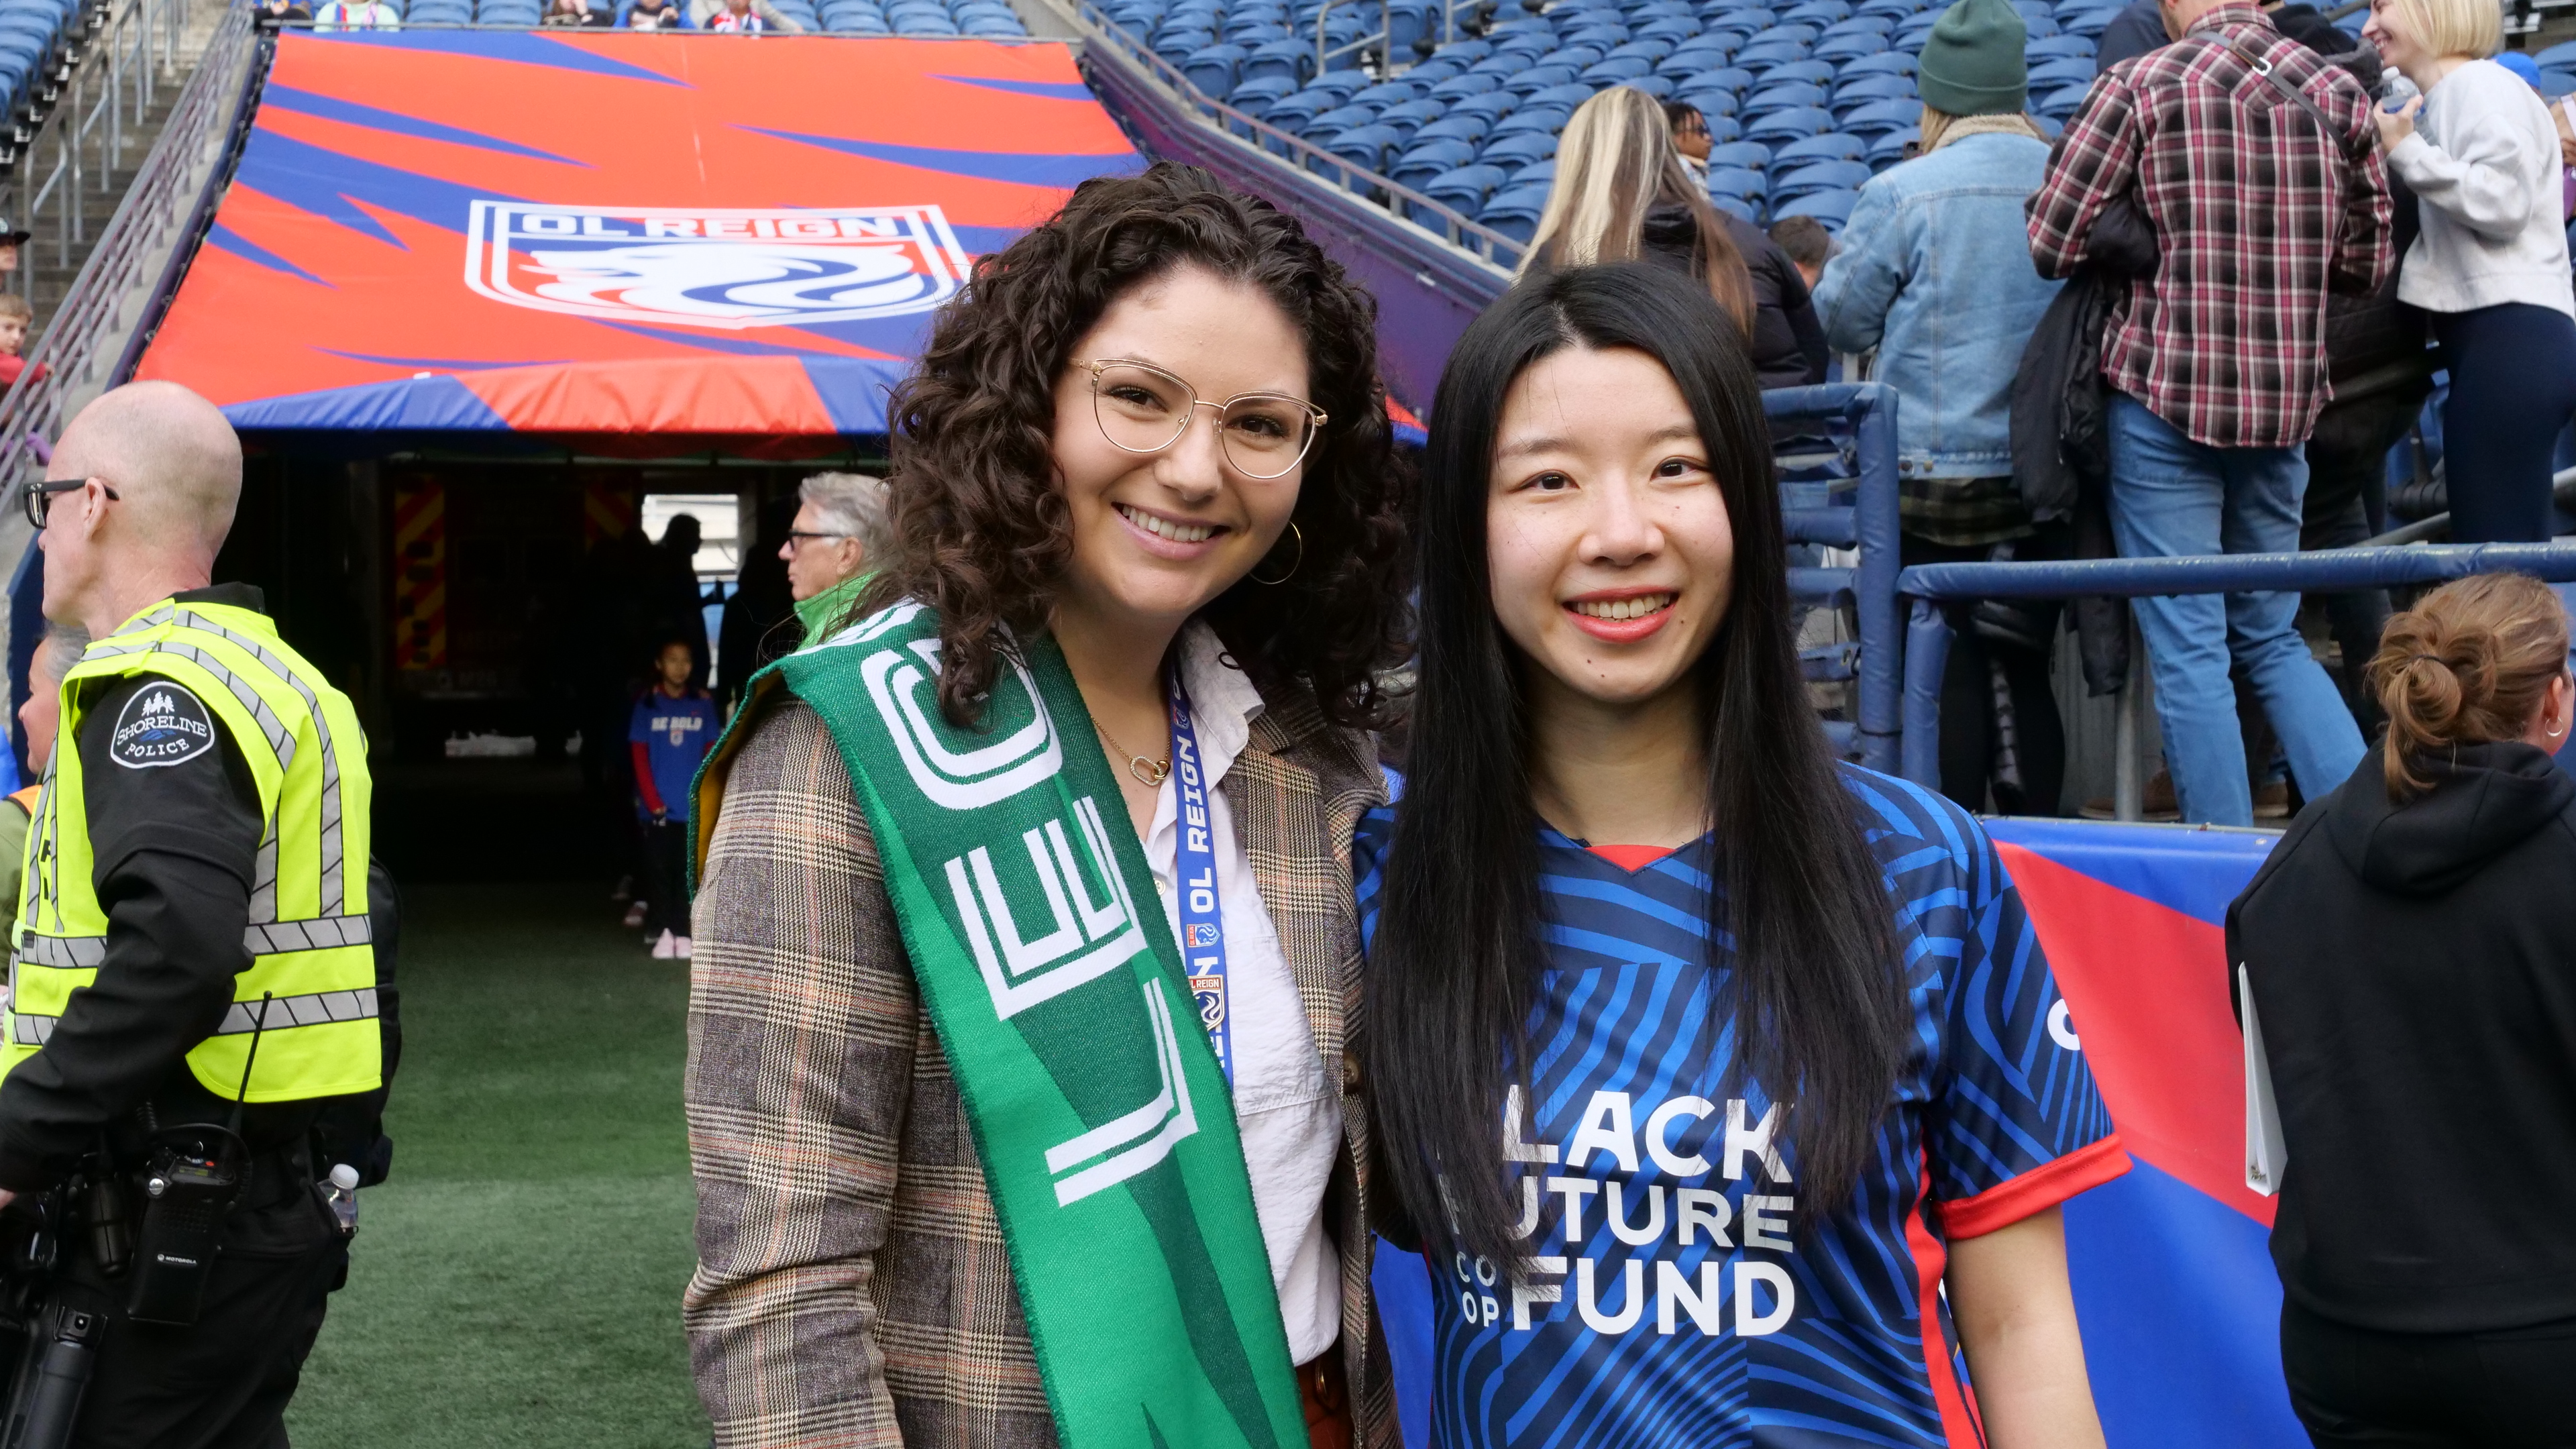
[1360,263,2126,1446]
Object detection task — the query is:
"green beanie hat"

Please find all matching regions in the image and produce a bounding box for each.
[1915,0,2029,117]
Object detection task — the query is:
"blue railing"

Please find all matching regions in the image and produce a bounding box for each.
[1764,382,1902,775]
[1896,542,2576,800]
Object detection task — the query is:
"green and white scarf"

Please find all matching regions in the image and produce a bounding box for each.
[718,602,1305,1449]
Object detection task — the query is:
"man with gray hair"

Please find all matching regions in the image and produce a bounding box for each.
[782,470,887,646]
[0,380,380,1443]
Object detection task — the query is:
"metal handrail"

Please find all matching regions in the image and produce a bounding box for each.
[1895,543,2576,812]
[1079,0,1524,270]
[0,0,256,488]
[6,0,188,271]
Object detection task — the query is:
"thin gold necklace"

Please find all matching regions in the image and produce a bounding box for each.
[1091,713,1171,786]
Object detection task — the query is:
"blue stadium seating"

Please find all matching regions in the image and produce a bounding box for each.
[1481,129,1558,166]
[1774,188,1858,229]
[1480,184,1550,243]
[1774,157,1871,199]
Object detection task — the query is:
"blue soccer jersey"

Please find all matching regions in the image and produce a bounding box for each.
[629,688,718,820]
[1354,768,2127,1449]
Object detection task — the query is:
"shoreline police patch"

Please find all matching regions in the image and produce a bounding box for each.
[462,202,973,330]
[111,684,218,769]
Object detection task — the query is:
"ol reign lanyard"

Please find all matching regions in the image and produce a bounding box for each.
[1167,679,1235,1085]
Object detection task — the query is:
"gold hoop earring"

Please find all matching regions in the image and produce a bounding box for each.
[1250,522,1303,586]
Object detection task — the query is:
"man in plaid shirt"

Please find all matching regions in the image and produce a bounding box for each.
[2027,0,2391,826]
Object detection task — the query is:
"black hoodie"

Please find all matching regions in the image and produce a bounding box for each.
[2229,743,2576,1333]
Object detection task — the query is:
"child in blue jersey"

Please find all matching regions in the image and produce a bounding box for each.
[1360,263,2130,1449]
[630,638,717,959]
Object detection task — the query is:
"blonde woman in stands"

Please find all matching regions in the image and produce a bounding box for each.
[1521,85,1828,387]
[2232,572,2576,1446]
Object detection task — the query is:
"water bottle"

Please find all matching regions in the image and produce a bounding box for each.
[321,1163,360,1238]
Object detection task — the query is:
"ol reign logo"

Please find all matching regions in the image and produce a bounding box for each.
[463,202,973,329]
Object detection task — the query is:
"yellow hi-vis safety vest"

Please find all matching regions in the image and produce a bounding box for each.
[1,597,379,1103]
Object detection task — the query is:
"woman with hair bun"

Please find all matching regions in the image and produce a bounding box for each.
[683,162,1409,1449]
[2231,571,2576,1446]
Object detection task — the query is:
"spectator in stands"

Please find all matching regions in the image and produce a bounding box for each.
[621,0,685,27]
[1,625,83,910]
[685,164,1409,1449]
[312,0,398,28]
[1368,260,2119,1448]
[1663,99,1714,179]
[2028,0,2388,826]
[1816,0,2068,815]
[254,0,314,26]
[2093,0,2169,67]
[691,0,803,31]
[2231,572,2576,1448]
[1769,215,1833,291]
[1532,86,1826,388]
[2366,0,2576,543]
[629,637,715,959]
[781,470,887,647]
[543,0,613,25]
[0,294,45,392]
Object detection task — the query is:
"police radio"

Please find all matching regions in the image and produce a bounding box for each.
[125,994,272,1327]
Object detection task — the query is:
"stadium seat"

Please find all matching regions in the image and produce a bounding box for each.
[1414,113,1494,145]
[1381,98,1444,132]
[1393,137,1477,189]
[1855,0,1920,17]
[1350,78,1418,106]
[1480,130,1558,166]
[2026,32,2096,59]
[1688,65,1757,93]
[1658,44,1733,78]
[1434,36,1492,62]
[1429,72,1499,100]
[1607,37,1676,61]
[2056,7,2117,36]
[1775,188,1858,229]
[1781,0,1851,20]
[2027,56,2095,89]
[1774,158,1871,199]
[1748,80,1829,110]
[1712,193,1760,221]
[1489,106,1572,141]
[1751,21,1821,44]
[1637,17,1701,43]
[1183,44,1246,95]
[1833,72,1917,109]
[1549,43,1609,70]
[1301,104,1378,141]
[1708,139,1773,170]
[1228,74,1300,115]
[1815,31,1889,60]
[1841,50,1917,75]
[1735,40,1809,67]
[1509,158,1556,191]
[1479,184,1550,244]
[1242,38,1313,84]
[1706,163,1767,200]
[1840,99,1921,138]
[2541,68,2576,94]
[1528,82,1595,109]
[1417,162,1507,219]
[1325,123,1405,176]
[2036,83,2090,116]
[1674,85,1738,115]
[2534,39,2576,68]
[1456,90,1519,123]
[1772,130,1868,168]
[1823,13,1897,36]
[1744,105,1833,144]
[1757,58,1836,84]
[1501,64,1582,95]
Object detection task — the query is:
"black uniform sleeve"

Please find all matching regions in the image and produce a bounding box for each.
[0,674,264,1192]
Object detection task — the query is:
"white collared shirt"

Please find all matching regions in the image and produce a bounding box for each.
[1142,623,1342,1365]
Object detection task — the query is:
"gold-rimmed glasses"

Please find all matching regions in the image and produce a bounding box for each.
[1071,357,1327,480]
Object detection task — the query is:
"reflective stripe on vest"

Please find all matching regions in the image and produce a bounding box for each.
[1,598,380,1104]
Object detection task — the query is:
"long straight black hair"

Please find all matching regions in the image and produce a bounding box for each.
[1366,263,1908,1272]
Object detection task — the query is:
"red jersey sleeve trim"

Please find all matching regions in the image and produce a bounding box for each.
[632,739,666,814]
[1934,1134,2132,1240]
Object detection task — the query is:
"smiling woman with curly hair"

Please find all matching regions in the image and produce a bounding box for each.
[683,161,1411,1449]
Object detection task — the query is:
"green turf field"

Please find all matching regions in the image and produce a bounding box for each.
[284,883,710,1448]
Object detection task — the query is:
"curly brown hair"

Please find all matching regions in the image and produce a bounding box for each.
[859,162,1411,728]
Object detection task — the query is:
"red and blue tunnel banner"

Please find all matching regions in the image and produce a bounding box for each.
[1372,820,2308,1447]
[136,30,1142,453]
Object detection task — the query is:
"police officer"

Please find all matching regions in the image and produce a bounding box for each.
[0,381,378,1446]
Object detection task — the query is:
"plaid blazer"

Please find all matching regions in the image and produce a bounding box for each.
[682,681,1397,1449]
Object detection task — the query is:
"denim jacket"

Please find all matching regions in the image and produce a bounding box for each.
[1813,131,2063,479]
